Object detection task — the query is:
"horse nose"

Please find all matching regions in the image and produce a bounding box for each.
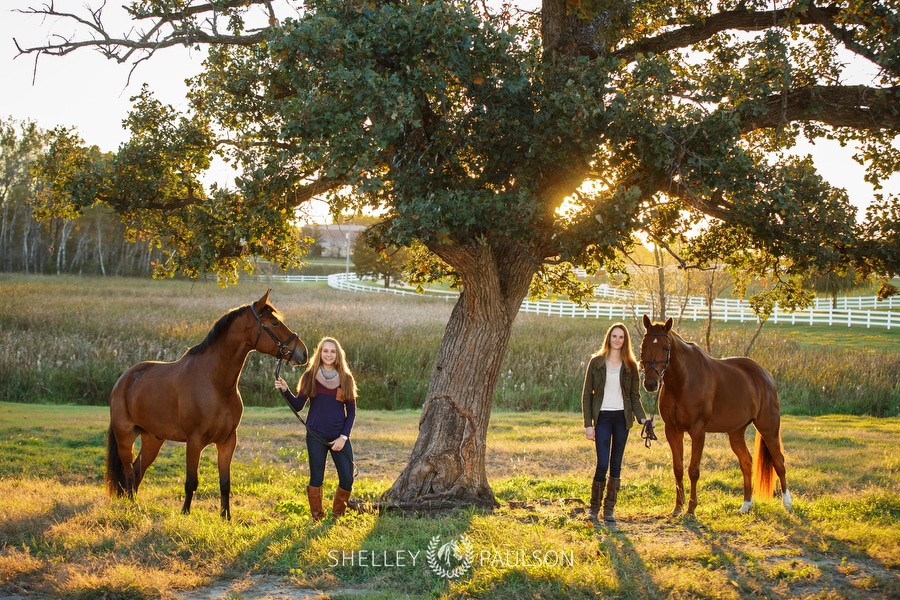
[291,345,308,366]
[644,379,658,392]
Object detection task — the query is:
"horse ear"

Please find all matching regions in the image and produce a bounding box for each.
[255,289,272,311]
[664,317,673,331]
[642,314,651,330]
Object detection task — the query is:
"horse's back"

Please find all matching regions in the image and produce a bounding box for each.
[718,356,777,396]
[111,359,183,403]
[672,353,778,433]
[716,355,779,419]
[110,357,202,438]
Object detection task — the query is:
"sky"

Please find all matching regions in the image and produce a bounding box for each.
[2,1,897,221]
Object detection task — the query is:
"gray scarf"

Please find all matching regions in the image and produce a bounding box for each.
[315,367,340,390]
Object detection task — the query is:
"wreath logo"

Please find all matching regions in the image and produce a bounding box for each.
[426,534,474,579]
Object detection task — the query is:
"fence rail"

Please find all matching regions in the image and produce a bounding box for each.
[246,273,898,329]
[592,283,898,311]
[518,299,897,329]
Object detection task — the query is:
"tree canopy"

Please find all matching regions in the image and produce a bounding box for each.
[15,0,900,507]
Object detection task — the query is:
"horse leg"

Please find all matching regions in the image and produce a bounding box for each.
[215,431,237,520]
[665,423,686,517]
[112,427,138,499]
[762,430,791,511]
[105,427,124,497]
[755,404,791,511]
[727,428,754,514]
[686,431,706,515]
[135,434,165,493]
[182,439,203,515]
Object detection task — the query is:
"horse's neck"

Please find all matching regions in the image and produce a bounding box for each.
[665,334,694,389]
[191,333,254,388]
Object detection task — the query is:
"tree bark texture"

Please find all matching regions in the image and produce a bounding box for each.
[384,237,536,508]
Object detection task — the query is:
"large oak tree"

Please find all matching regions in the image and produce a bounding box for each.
[16,0,900,508]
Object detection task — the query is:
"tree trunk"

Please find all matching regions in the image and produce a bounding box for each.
[96,217,106,276]
[744,318,766,357]
[56,219,73,275]
[384,237,536,509]
[655,246,666,319]
[541,0,567,56]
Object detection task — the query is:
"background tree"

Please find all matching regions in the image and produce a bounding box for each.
[698,265,733,354]
[1,119,160,275]
[0,117,45,270]
[352,234,411,289]
[15,0,900,508]
[807,269,867,308]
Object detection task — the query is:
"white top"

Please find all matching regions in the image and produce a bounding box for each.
[601,363,624,411]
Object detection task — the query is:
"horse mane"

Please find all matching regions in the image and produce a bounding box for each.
[670,329,695,348]
[187,305,250,356]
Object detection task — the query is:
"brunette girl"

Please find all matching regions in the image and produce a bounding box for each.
[581,322,652,523]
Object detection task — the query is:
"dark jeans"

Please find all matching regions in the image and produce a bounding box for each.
[307,432,354,491]
[593,410,628,481]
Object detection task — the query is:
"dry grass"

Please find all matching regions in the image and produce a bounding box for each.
[2,274,899,416]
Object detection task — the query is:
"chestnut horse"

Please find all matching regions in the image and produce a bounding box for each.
[640,315,791,516]
[105,290,307,519]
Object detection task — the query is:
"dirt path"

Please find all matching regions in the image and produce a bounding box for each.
[171,575,359,599]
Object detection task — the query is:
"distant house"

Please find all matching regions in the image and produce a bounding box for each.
[307,224,365,258]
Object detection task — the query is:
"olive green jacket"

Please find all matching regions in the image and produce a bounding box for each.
[581,355,647,429]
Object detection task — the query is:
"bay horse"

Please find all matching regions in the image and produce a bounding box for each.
[105,290,308,519]
[640,315,791,516]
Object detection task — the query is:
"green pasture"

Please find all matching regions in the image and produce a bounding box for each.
[0,403,898,599]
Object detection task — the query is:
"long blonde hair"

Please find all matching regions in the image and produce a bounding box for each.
[594,322,639,372]
[298,337,358,402]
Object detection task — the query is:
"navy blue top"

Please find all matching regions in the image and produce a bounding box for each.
[282,381,356,440]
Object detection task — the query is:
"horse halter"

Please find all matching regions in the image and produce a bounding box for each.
[250,304,301,366]
[641,332,672,382]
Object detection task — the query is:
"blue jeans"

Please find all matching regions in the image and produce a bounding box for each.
[593,410,628,481]
[306,432,354,491]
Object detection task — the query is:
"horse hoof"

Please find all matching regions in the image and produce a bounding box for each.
[739,500,753,514]
[782,490,793,512]
[671,507,683,517]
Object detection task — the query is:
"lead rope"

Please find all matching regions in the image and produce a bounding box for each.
[641,383,660,449]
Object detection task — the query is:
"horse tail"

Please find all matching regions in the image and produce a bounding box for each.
[753,430,776,500]
[105,426,126,497]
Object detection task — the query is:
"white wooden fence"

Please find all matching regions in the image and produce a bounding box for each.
[247,273,898,329]
[518,298,898,329]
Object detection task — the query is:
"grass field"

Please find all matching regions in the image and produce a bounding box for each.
[0,403,898,599]
[0,274,898,598]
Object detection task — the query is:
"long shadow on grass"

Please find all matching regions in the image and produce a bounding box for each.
[225,496,480,597]
[598,524,667,599]
[675,506,900,599]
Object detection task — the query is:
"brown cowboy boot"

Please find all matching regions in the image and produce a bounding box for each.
[603,477,620,523]
[588,479,605,521]
[332,487,352,519]
[307,485,325,521]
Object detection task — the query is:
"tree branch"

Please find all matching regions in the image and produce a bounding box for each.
[740,85,900,133]
[287,177,347,208]
[612,5,842,63]
[13,0,273,64]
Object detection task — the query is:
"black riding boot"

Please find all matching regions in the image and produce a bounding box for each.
[589,479,605,521]
[603,477,620,523]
